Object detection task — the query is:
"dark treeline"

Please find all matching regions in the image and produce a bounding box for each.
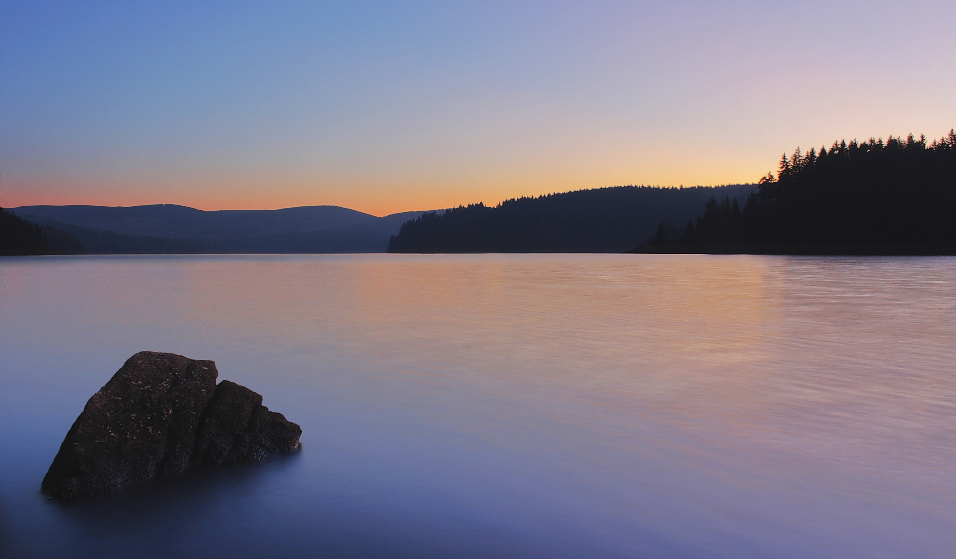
[387,185,755,253]
[0,207,84,255]
[1,206,50,254]
[640,131,956,254]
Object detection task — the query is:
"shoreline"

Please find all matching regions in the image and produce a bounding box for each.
[628,244,956,256]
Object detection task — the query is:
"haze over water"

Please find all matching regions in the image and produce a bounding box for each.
[1,254,953,558]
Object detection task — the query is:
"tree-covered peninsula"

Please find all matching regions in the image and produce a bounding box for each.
[636,131,956,254]
[387,184,755,253]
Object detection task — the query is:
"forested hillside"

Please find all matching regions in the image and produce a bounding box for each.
[0,207,84,255]
[1,207,50,255]
[387,185,755,253]
[639,131,956,254]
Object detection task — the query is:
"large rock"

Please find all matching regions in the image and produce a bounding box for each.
[42,352,301,501]
[191,380,302,467]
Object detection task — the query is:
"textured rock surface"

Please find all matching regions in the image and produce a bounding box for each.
[42,351,301,501]
[191,380,301,467]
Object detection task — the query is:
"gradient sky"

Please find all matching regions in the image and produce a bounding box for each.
[2,1,954,215]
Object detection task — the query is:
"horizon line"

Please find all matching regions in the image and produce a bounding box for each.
[7,183,758,217]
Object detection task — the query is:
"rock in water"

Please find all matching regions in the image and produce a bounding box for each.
[42,351,302,501]
[191,380,302,467]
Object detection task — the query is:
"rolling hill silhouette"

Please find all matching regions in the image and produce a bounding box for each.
[387,185,756,253]
[14,204,425,253]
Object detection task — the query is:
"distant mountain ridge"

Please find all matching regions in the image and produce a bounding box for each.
[13,204,426,254]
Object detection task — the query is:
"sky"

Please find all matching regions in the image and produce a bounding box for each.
[2,1,954,216]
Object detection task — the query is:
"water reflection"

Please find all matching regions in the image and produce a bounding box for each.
[0,255,953,559]
[48,454,302,559]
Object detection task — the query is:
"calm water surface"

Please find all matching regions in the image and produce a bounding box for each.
[0,254,953,558]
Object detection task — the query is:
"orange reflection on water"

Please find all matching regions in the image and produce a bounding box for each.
[2,254,954,558]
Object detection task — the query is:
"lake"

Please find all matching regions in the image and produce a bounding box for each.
[0,254,953,558]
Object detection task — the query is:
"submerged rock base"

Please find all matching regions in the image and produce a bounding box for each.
[42,351,301,501]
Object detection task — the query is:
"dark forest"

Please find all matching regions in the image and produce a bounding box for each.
[0,207,52,255]
[637,131,956,254]
[0,207,84,255]
[387,185,754,253]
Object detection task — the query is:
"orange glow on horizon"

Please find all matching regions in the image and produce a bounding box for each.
[3,167,765,217]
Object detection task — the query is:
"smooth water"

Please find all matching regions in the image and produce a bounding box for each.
[0,254,953,559]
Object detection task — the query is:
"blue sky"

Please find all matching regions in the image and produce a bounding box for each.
[2,1,954,214]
